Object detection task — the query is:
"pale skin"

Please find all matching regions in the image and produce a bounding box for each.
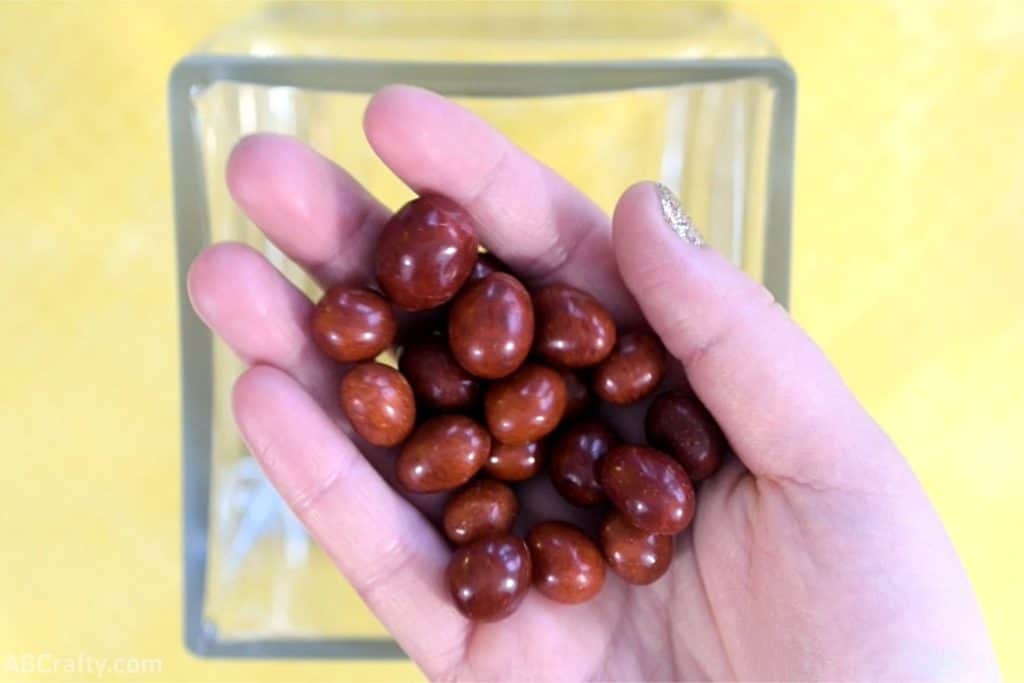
[188,86,999,681]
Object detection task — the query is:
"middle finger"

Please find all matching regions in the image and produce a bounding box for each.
[364,85,640,322]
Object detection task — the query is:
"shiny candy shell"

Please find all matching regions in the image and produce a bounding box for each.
[396,415,490,493]
[599,444,695,535]
[527,521,605,604]
[485,440,545,481]
[446,534,532,622]
[484,364,567,445]
[339,362,415,447]
[600,511,674,585]
[549,418,617,506]
[593,329,668,405]
[399,338,481,411]
[449,272,535,379]
[645,391,726,481]
[374,195,480,311]
[311,285,396,362]
[442,479,518,545]
[533,284,616,368]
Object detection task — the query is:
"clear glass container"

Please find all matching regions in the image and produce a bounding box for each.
[171,1,795,658]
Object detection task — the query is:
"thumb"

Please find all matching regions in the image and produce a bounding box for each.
[612,182,894,488]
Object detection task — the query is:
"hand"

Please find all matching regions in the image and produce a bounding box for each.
[188,87,998,681]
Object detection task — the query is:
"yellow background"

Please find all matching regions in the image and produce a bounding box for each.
[1,1,1021,681]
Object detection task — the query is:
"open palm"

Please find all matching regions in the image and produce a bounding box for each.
[188,87,997,681]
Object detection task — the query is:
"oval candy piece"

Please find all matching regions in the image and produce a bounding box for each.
[374,195,479,311]
[311,285,396,362]
[526,521,606,604]
[599,444,695,535]
[396,415,490,493]
[449,272,534,379]
[446,534,531,622]
[399,338,481,411]
[533,284,616,368]
[549,418,617,506]
[484,364,567,445]
[600,511,674,585]
[443,479,518,545]
[645,391,726,481]
[339,362,415,447]
[485,440,546,482]
[593,329,667,405]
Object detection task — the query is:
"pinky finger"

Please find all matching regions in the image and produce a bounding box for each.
[232,365,468,674]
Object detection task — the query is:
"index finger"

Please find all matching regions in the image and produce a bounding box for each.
[226,133,391,287]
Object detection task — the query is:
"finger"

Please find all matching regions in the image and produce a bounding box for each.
[187,242,340,412]
[188,243,450,519]
[233,365,467,674]
[364,85,639,320]
[612,182,896,488]
[226,133,391,286]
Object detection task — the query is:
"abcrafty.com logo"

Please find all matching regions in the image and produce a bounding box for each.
[3,652,162,678]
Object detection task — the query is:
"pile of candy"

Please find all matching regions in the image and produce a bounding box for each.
[311,195,725,621]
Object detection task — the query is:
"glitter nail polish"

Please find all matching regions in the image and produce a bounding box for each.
[655,183,704,247]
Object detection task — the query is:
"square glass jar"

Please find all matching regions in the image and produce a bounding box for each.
[171,1,795,659]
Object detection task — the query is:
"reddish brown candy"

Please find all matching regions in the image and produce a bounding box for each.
[443,479,518,545]
[446,534,531,622]
[561,371,592,419]
[599,444,695,535]
[466,251,505,284]
[339,362,415,447]
[484,364,567,445]
[600,511,673,585]
[485,440,545,481]
[399,338,480,411]
[311,286,396,362]
[533,284,617,368]
[593,330,668,405]
[526,521,605,604]
[374,195,479,311]
[396,415,490,493]
[449,273,534,379]
[549,418,616,506]
[646,391,726,481]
